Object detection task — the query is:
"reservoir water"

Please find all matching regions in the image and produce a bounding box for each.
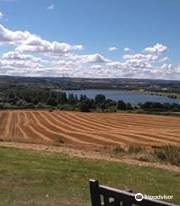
[63,89,180,105]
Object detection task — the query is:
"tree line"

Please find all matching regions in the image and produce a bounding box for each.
[0,87,180,112]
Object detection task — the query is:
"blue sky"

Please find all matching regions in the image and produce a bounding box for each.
[0,0,180,79]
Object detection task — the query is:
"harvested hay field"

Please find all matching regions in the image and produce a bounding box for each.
[0,110,180,148]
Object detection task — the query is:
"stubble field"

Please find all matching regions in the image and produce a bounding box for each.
[0,110,180,148]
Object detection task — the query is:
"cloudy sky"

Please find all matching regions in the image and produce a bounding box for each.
[0,0,180,80]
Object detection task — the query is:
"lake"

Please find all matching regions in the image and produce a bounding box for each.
[63,89,180,105]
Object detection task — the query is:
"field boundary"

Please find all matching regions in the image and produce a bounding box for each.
[0,141,180,173]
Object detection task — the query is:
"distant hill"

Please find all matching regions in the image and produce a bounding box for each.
[0,75,180,94]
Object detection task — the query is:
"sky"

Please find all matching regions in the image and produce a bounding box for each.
[0,0,180,80]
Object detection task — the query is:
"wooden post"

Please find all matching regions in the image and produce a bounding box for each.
[89,179,101,206]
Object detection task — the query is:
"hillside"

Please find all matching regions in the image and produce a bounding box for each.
[0,147,179,206]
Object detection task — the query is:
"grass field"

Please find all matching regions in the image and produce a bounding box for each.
[0,110,180,148]
[0,147,179,206]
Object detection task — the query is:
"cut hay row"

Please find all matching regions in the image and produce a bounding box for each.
[94,132,162,147]
[31,112,95,145]
[4,112,12,140]
[54,112,99,132]
[35,112,105,145]
[65,112,125,131]
[39,112,138,146]
[62,111,114,130]
[91,113,179,128]
[74,112,166,130]
[135,132,180,144]
[44,112,155,146]
[50,112,97,132]
[63,112,180,145]
[18,112,35,142]
[38,112,124,145]
[79,113,172,129]
[0,112,8,138]
[74,112,180,140]
[94,127,180,144]
[19,112,52,144]
[18,112,29,140]
[0,110,179,148]
[94,130,173,145]
[9,112,17,141]
[25,112,53,143]
[80,112,178,125]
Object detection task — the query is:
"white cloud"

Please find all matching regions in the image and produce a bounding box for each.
[90,64,102,69]
[16,41,83,54]
[47,4,54,10]
[124,47,132,52]
[74,53,110,64]
[0,24,34,44]
[159,56,169,63]
[108,46,118,51]
[2,51,45,63]
[144,43,167,55]
[0,24,83,54]
[0,57,44,76]
[175,65,180,73]
[0,23,179,80]
[0,12,3,19]
[0,51,45,76]
[0,59,43,68]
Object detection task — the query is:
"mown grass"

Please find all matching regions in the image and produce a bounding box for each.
[0,147,179,206]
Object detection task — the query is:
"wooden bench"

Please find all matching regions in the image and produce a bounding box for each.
[89,180,173,206]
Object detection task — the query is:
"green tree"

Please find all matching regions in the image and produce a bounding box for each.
[79,101,90,112]
[117,100,127,110]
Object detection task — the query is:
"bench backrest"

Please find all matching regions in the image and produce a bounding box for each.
[89,180,173,206]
